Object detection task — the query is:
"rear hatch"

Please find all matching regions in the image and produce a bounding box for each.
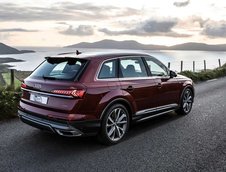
[20,57,88,119]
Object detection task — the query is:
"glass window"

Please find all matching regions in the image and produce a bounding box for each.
[145,57,168,76]
[98,60,117,79]
[120,57,148,78]
[30,58,87,80]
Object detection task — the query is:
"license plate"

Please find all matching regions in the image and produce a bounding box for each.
[30,93,48,104]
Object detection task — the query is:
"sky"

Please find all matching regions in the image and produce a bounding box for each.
[0,0,226,47]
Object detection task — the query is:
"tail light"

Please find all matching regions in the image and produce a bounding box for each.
[52,89,85,98]
[21,82,27,89]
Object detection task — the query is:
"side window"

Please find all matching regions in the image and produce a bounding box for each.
[145,57,168,76]
[98,60,117,79]
[120,57,148,78]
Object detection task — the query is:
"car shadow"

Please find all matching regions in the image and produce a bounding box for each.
[127,111,183,139]
[31,111,183,150]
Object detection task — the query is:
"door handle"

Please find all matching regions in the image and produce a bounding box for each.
[126,85,134,91]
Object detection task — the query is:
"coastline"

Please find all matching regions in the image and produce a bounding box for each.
[0,58,30,86]
[0,58,24,72]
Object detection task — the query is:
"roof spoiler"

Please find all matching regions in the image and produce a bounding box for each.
[57,50,82,56]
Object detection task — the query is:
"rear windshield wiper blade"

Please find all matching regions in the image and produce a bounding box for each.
[43,75,56,80]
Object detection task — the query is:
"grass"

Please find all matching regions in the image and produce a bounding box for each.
[2,72,22,88]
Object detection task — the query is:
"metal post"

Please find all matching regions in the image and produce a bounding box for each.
[193,61,195,72]
[181,61,183,72]
[204,60,206,71]
[168,62,170,69]
[10,69,14,88]
[218,59,221,67]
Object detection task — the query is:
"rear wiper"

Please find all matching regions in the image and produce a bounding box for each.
[43,75,56,80]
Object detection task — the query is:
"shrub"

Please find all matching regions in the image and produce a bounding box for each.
[0,87,21,120]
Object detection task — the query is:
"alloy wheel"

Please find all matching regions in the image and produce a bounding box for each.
[182,89,193,113]
[106,107,128,142]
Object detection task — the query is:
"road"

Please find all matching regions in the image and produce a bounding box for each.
[1,77,226,172]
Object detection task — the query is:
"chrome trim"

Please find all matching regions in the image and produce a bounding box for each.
[135,103,178,116]
[119,77,158,81]
[95,55,171,81]
[55,129,82,137]
[18,110,83,137]
[136,109,175,122]
[22,88,74,99]
[95,57,118,81]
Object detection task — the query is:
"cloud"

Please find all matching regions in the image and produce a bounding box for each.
[0,2,140,21]
[0,33,11,40]
[56,22,70,26]
[60,25,94,36]
[99,19,191,37]
[0,28,37,32]
[173,0,190,7]
[176,16,209,32]
[202,21,226,38]
[142,20,176,32]
[190,16,209,28]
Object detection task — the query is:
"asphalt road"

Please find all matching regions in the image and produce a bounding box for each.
[1,77,226,172]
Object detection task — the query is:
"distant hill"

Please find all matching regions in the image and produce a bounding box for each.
[65,39,167,50]
[169,42,226,51]
[0,43,35,55]
[65,39,226,51]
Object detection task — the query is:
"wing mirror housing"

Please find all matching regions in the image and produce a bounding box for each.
[170,70,177,78]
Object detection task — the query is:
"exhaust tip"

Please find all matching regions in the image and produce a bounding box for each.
[55,129,83,137]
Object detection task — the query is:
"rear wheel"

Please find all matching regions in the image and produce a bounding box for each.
[176,88,194,115]
[98,104,129,145]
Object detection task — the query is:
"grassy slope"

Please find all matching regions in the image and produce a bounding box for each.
[2,73,21,88]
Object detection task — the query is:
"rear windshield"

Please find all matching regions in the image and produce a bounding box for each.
[30,57,87,80]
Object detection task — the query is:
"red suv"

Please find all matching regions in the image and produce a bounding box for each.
[18,51,194,145]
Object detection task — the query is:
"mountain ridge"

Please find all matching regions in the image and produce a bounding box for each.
[65,39,226,51]
[0,42,35,55]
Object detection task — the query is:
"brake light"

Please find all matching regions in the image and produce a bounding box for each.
[52,89,85,98]
[21,83,27,88]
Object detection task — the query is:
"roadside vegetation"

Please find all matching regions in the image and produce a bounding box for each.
[179,63,226,83]
[0,86,21,121]
[2,73,21,88]
[0,70,28,121]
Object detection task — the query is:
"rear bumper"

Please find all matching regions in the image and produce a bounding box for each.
[18,110,101,137]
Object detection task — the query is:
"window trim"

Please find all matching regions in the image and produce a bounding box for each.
[95,55,169,81]
[119,56,148,78]
[97,58,119,80]
[143,56,169,77]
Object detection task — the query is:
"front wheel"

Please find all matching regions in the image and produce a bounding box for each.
[176,88,194,115]
[98,104,130,145]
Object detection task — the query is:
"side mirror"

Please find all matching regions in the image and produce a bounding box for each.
[170,70,177,78]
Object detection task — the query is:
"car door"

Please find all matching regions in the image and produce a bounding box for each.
[119,56,159,112]
[144,56,180,107]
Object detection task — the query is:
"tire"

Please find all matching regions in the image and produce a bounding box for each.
[176,88,194,115]
[98,104,130,145]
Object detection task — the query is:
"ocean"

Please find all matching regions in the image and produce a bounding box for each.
[1,47,226,72]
